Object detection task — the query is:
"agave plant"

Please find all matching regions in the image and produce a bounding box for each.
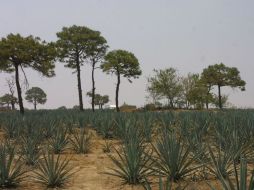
[3,118,22,139]
[33,152,73,188]
[69,128,91,154]
[209,157,254,190]
[204,140,246,179]
[19,135,41,166]
[106,122,153,185]
[49,126,69,154]
[0,143,27,188]
[140,113,155,142]
[152,130,201,182]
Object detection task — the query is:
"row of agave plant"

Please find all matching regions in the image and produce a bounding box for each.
[0,109,254,189]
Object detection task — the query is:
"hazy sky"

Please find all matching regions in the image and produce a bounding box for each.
[0,0,254,109]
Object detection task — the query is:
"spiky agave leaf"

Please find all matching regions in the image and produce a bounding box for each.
[33,152,74,188]
[0,143,27,188]
[49,126,69,154]
[105,126,154,185]
[19,135,41,166]
[69,128,91,154]
[152,130,201,182]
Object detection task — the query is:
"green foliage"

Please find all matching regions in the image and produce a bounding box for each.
[25,87,47,110]
[101,50,141,112]
[0,143,27,188]
[0,33,56,76]
[33,152,73,188]
[106,120,153,185]
[201,63,246,109]
[69,128,91,154]
[87,91,109,109]
[49,127,69,154]
[147,68,182,108]
[152,130,200,182]
[0,94,17,109]
[101,50,141,78]
[0,33,56,114]
[212,94,229,108]
[20,135,41,166]
[209,158,254,190]
[181,73,199,109]
[56,25,103,68]
[56,25,100,111]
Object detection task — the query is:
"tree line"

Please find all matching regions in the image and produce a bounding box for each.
[146,63,246,109]
[0,25,142,114]
[0,25,246,113]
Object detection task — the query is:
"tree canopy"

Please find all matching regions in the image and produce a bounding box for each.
[147,68,182,108]
[86,31,108,112]
[25,87,47,110]
[201,63,246,109]
[56,25,107,111]
[101,50,142,112]
[87,92,109,109]
[0,94,17,109]
[0,33,56,114]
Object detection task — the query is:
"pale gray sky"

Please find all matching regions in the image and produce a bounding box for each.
[0,0,254,109]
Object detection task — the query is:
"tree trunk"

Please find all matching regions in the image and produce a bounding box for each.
[91,61,95,112]
[11,101,15,110]
[218,85,222,109]
[15,64,24,114]
[170,99,174,109]
[34,98,37,110]
[116,71,120,112]
[205,85,211,110]
[76,58,84,111]
[205,97,209,110]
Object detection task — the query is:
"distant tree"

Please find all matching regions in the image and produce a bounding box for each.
[146,81,162,105]
[201,63,246,109]
[5,76,17,110]
[57,106,67,110]
[56,25,104,111]
[101,50,142,112]
[181,73,199,109]
[25,87,47,110]
[0,34,56,114]
[147,68,182,108]
[0,94,17,109]
[86,32,108,112]
[72,105,80,110]
[187,80,214,109]
[87,92,109,109]
[212,94,229,108]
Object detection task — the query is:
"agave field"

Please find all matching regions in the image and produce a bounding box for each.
[0,109,254,189]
